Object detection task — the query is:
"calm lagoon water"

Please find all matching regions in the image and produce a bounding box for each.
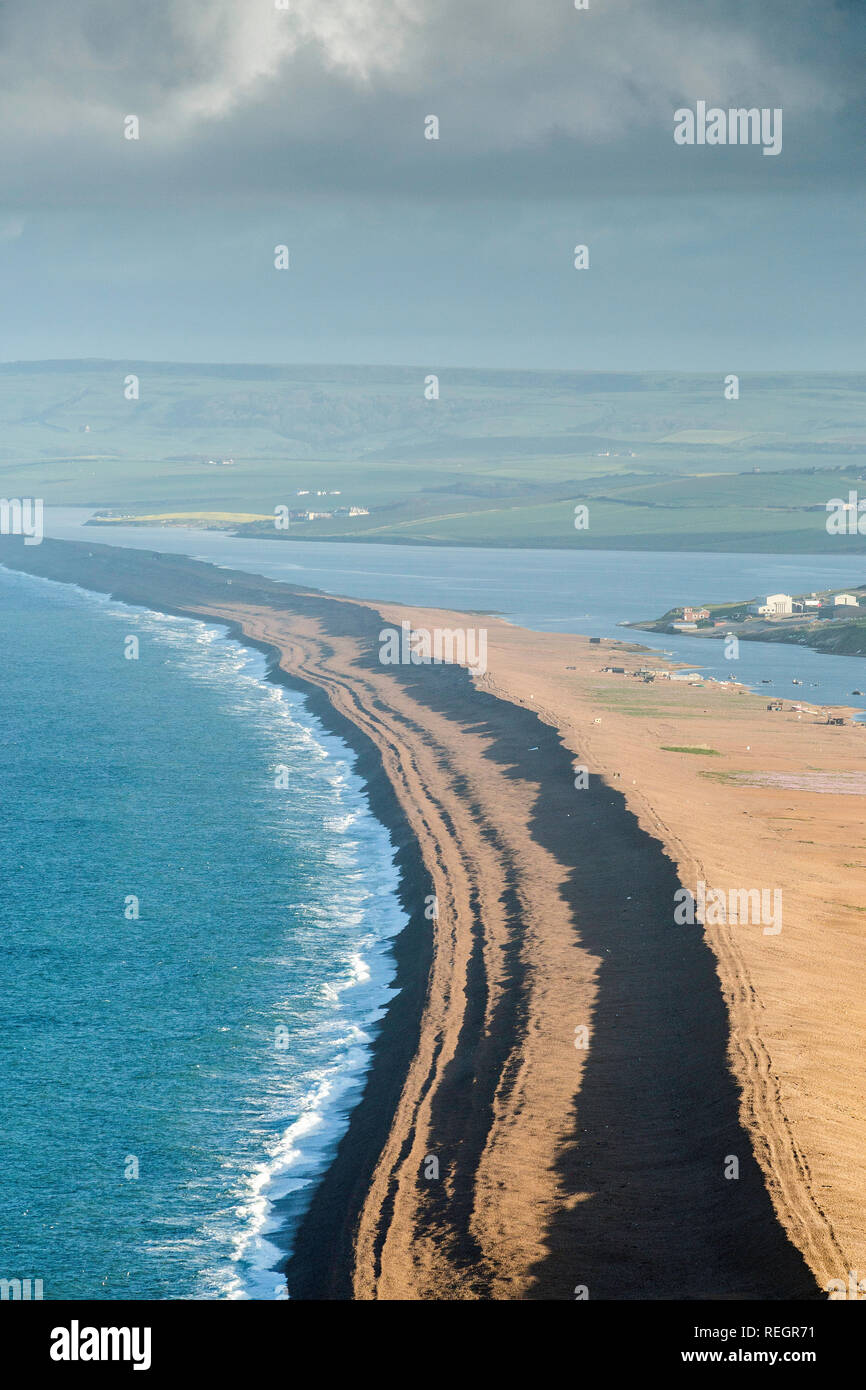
[45,510,866,715]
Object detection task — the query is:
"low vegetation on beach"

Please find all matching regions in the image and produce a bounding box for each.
[661,745,722,755]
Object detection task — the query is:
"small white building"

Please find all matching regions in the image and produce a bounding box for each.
[751,593,793,616]
[833,593,860,607]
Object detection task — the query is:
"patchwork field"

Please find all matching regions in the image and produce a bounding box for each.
[1,360,865,551]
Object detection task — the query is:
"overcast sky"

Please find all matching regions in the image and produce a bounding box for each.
[0,0,863,369]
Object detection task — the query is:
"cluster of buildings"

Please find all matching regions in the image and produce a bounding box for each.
[670,606,711,630]
[669,592,862,631]
[289,504,370,522]
[750,592,860,617]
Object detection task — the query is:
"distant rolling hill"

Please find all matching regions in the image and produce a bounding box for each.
[1,360,864,551]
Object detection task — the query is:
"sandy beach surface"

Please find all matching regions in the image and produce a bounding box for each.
[3,536,864,1301]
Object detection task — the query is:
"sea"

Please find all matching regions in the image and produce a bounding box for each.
[0,565,406,1300]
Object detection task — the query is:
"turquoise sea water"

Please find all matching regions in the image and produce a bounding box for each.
[0,566,405,1299]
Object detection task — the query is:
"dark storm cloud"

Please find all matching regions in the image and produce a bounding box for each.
[0,0,863,204]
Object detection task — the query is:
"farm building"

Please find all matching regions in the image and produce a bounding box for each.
[750,593,793,616]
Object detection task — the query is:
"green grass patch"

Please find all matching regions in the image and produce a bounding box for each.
[661,745,721,755]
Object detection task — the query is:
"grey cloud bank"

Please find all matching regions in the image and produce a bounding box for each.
[0,0,861,367]
[0,0,861,199]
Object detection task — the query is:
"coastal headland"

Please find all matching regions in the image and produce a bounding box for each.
[629,583,866,659]
[3,535,864,1300]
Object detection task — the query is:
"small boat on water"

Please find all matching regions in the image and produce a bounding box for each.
[853,690,865,696]
[792,678,803,685]
[760,678,772,683]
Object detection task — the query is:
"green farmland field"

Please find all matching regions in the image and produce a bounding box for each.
[1,360,864,552]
